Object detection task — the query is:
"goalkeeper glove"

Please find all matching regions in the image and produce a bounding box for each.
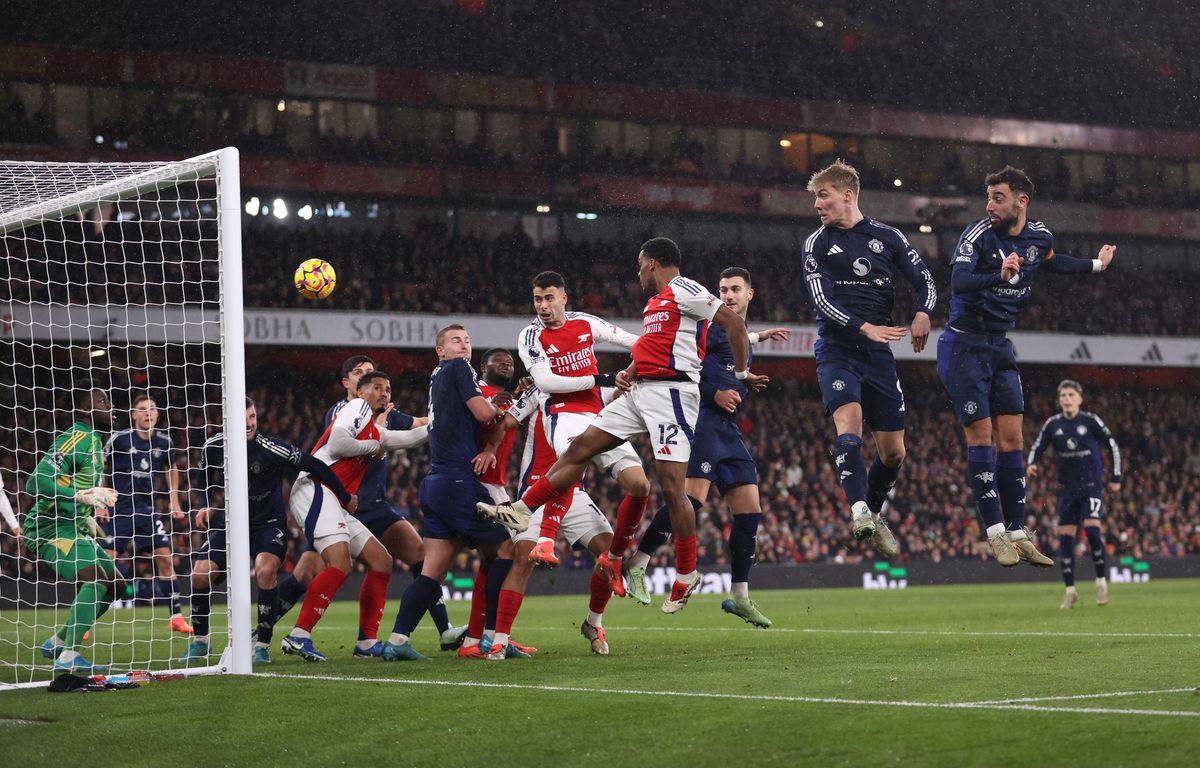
[75,487,119,509]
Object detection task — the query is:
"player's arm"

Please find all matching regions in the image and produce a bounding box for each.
[1090,415,1123,491]
[950,233,1008,293]
[894,238,936,353]
[473,412,520,476]
[587,314,640,349]
[1026,417,1054,478]
[0,487,22,550]
[296,453,356,509]
[1040,244,1116,275]
[378,423,430,450]
[749,328,790,344]
[517,327,599,394]
[166,438,185,520]
[326,399,382,459]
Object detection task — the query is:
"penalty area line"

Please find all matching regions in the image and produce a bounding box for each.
[255,672,1200,718]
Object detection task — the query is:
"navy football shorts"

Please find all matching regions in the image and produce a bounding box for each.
[418,473,511,547]
[815,338,906,432]
[355,501,411,538]
[936,327,1024,424]
[1057,491,1104,527]
[101,506,171,554]
[686,408,758,494]
[198,522,288,571]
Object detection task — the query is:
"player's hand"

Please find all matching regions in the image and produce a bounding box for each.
[1107,481,1121,493]
[514,377,533,396]
[375,403,394,426]
[713,389,742,413]
[757,327,791,342]
[860,323,908,344]
[346,494,359,514]
[909,312,931,353]
[490,391,515,410]
[1097,244,1116,270]
[195,507,212,531]
[410,415,429,428]
[744,371,770,392]
[76,487,118,511]
[616,364,638,393]
[472,449,498,476]
[83,515,104,539]
[170,504,186,521]
[1026,465,1040,478]
[1001,252,1021,282]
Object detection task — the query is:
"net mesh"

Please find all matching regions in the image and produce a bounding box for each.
[0,157,236,686]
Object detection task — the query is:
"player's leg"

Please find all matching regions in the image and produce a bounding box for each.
[1083,503,1109,605]
[349,531,393,657]
[271,546,321,632]
[38,535,125,673]
[483,537,531,659]
[532,411,589,550]
[280,480,353,660]
[142,510,189,630]
[830,401,873,539]
[484,389,642,529]
[383,535,456,661]
[582,530,616,654]
[180,558,222,661]
[1056,500,1080,608]
[382,517,459,646]
[657,458,704,613]
[994,410,1052,567]
[251,524,286,662]
[593,460,652,596]
[867,429,905,558]
[626,476,706,606]
[719,482,772,628]
[937,328,1016,566]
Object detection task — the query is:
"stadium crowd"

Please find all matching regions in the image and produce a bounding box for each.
[4,368,1197,585]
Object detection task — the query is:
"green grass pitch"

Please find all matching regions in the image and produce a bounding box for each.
[3,579,1199,767]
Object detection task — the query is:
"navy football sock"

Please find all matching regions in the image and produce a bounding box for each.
[966,445,1002,529]
[159,577,183,616]
[1085,526,1107,578]
[636,496,701,556]
[995,451,1027,531]
[866,456,902,515]
[728,513,761,584]
[834,434,867,505]
[392,575,441,637]
[1059,535,1076,587]
[275,573,307,622]
[191,587,211,638]
[256,586,278,645]
[484,558,512,632]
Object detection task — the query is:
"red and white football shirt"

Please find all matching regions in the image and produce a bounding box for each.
[518,312,637,414]
[632,276,721,381]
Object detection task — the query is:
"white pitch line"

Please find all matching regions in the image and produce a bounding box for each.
[255,672,1200,718]
[501,625,1200,640]
[0,718,44,726]
[970,688,1199,706]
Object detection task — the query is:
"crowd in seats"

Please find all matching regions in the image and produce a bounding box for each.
[4,363,1197,583]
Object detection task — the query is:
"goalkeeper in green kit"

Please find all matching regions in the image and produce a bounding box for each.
[24,384,128,674]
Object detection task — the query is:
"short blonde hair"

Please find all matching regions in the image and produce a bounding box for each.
[807,159,860,196]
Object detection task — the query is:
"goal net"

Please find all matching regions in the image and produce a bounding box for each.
[0,148,250,688]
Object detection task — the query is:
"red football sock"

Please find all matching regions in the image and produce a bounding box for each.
[588,569,614,614]
[610,494,649,557]
[537,486,574,540]
[296,566,347,632]
[521,476,566,512]
[358,570,390,640]
[467,566,488,639]
[495,589,525,635]
[675,534,697,575]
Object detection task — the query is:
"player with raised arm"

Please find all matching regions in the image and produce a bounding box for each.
[101,394,192,632]
[381,324,519,661]
[180,398,358,664]
[280,371,428,661]
[801,160,936,555]
[475,381,619,654]
[938,166,1115,566]
[624,267,787,626]
[515,271,649,571]
[1027,380,1122,608]
[26,384,126,674]
[481,237,761,614]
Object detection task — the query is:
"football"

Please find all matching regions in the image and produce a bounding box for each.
[294,258,337,300]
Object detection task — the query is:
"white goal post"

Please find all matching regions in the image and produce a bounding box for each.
[0,148,250,688]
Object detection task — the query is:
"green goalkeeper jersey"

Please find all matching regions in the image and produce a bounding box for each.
[22,422,105,544]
